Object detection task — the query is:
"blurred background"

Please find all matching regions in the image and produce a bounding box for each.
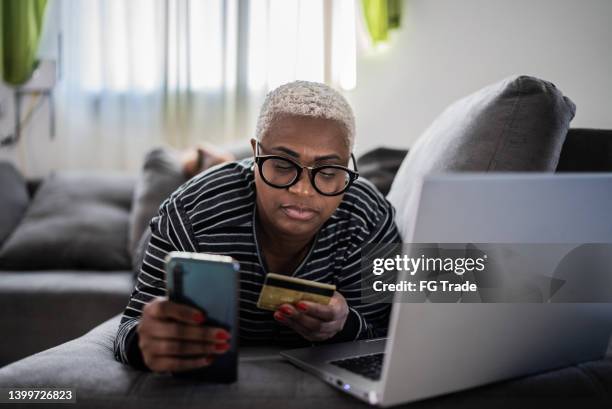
[1,0,611,177]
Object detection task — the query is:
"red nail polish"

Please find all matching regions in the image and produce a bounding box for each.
[280,306,293,316]
[274,312,286,322]
[215,343,230,351]
[296,302,307,312]
[216,331,231,340]
[193,312,206,323]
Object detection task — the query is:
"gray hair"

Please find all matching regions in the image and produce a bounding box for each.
[255,81,355,151]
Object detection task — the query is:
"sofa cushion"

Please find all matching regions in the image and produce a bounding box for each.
[357,147,409,196]
[0,172,135,270]
[128,147,186,258]
[128,145,244,264]
[387,75,576,240]
[0,315,610,408]
[0,162,29,247]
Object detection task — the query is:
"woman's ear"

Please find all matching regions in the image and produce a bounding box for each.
[250,139,257,171]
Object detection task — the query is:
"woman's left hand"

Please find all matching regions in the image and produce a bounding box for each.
[274,291,349,342]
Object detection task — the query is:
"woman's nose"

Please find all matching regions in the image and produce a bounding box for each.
[288,169,315,196]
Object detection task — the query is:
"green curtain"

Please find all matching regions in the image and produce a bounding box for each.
[1,0,48,86]
[361,0,402,44]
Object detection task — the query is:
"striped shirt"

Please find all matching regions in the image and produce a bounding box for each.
[114,158,400,368]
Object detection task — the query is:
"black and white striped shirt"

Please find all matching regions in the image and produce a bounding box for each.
[114,158,400,368]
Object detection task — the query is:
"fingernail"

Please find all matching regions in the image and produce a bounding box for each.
[296,302,307,312]
[274,312,286,322]
[193,312,206,323]
[215,343,230,351]
[280,306,293,316]
[216,331,231,340]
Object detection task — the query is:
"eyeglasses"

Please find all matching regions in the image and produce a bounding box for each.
[254,141,359,196]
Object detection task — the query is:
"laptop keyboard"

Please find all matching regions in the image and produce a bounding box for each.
[330,353,385,380]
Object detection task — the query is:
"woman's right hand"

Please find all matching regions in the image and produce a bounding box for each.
[137,297,232,373]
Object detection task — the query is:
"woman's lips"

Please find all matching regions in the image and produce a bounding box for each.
[281,205,318,222]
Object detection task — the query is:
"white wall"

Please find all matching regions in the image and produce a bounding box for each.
[348,0,612,155]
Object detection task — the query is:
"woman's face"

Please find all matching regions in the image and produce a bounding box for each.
[252,115,350,240]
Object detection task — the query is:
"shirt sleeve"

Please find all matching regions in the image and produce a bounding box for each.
[332,188,401,342]
[113,194,199,368]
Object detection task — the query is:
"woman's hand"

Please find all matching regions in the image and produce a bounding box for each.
[274,291,349,342]
[137,297,231,373]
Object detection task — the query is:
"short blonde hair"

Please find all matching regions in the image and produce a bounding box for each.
[255,81,355,151]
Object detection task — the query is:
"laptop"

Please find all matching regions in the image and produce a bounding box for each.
[280,174,612,406]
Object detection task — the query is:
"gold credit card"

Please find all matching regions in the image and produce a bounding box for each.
[257,273,336,311]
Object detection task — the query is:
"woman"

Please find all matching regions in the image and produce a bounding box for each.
[114,81,400,373]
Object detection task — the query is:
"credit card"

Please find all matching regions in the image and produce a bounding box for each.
[256,273,336,311]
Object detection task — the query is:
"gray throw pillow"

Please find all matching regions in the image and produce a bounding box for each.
[387,75,576,240]
[0,172,135,270]
[0,162,29,247]
[127,147,186,258]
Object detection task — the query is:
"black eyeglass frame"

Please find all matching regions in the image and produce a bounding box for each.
[254,141,359,196]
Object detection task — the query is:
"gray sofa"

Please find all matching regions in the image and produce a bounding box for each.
[0,171,137,367]
[0,315,610,409]
[0,129,611,408]
[0,146,252,367]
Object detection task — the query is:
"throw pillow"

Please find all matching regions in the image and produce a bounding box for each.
[387,75,576,240]
[0,171,134,270]
[127,147,186,258]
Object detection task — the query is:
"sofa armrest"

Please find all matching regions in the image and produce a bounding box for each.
[0,272,133,367]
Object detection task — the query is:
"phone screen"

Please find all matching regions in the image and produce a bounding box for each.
[165,251,240,382]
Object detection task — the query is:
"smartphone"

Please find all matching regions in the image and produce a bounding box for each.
[165,251,240,383]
